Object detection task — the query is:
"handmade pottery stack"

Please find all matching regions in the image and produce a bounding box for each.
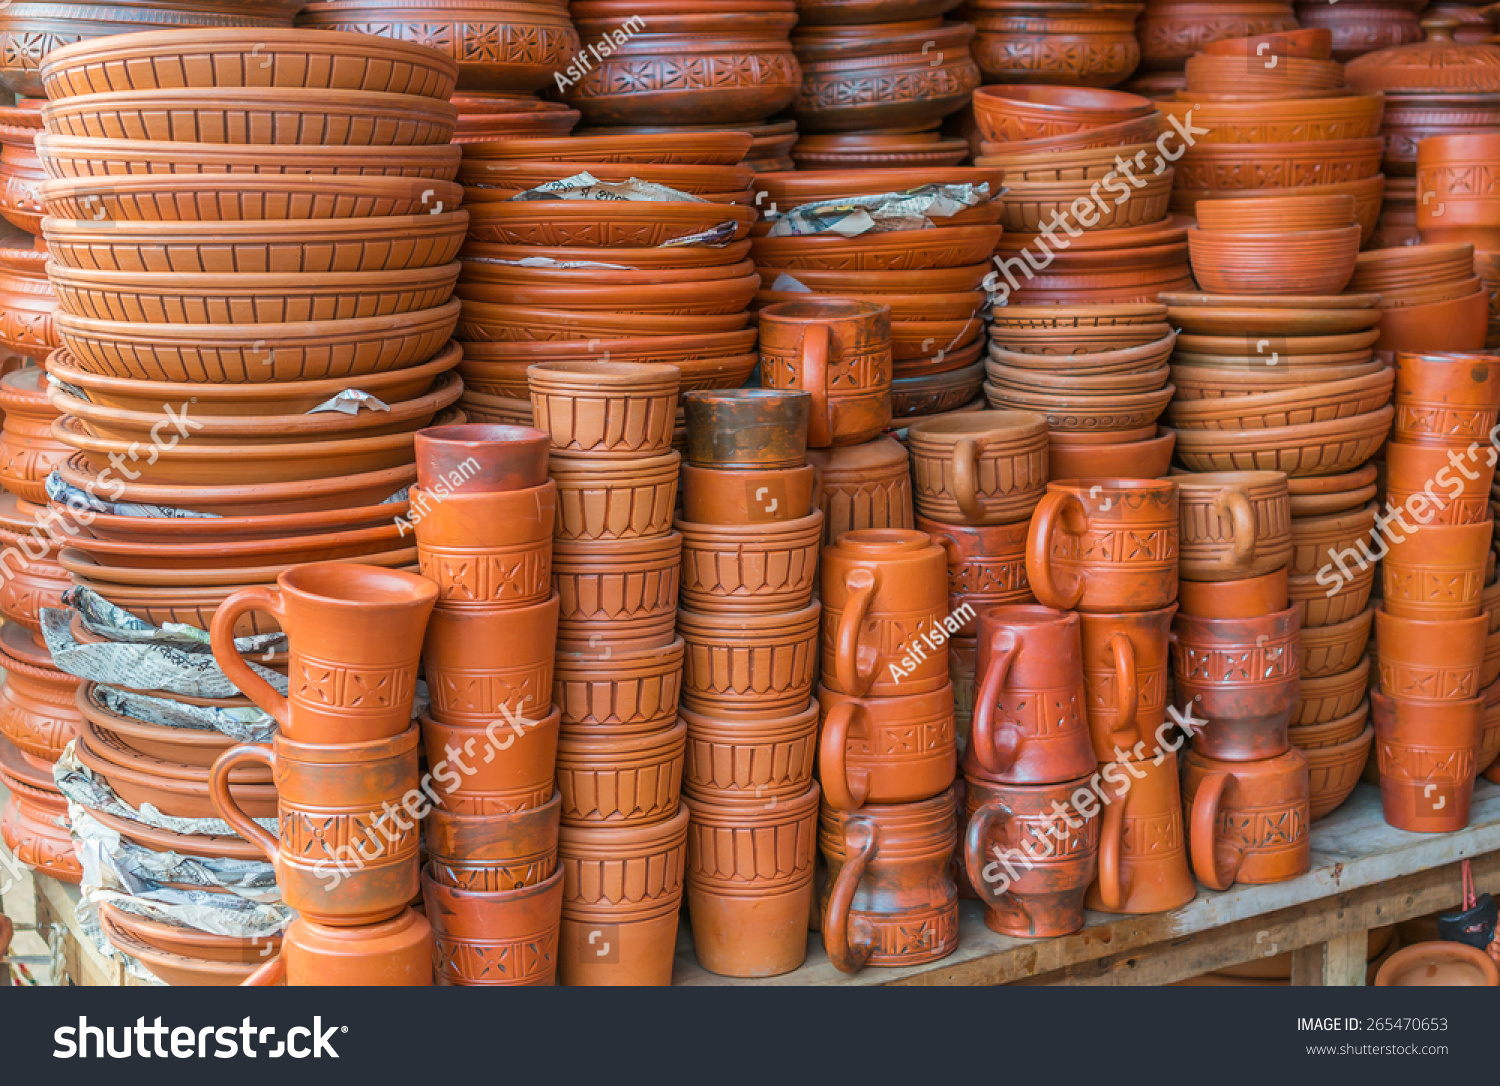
[1135,0,1299,94]
[1346,243,1490,355]
[0,95,60,370]
[528,360,689,986]
[1295,0,1427,61]
[1370,351,1499,833]
[407,424,565,987]
[963,0,1146,88]
[1415,132,1500,348]
[453,132,760,427]
[672,388,822,978]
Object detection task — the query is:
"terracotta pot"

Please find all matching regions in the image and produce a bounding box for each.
[421,864,564,986]
[210,562,437,745]
[414,422,550,493]
[1370,689,1481,833]
[1172,607,1301,762]
[1085,751,1195,914]
[552,530,682,650]
[1382,520,1491,620]
[1078,605,1177,763]
[0,367,68,504]
[1177,568,1289,619]
[904,411,1049,526]
[1171,471,1293,582]
[1295,0,1424,62]
[1288,502,1377,579]
[1374,939,1500,986]
[210,726,421,927]
[426,791,561,892]
[1480,675,1500,777]
[1392,350,1500,446]
[423,593,559,726]
[759,299,892,449]
[554,638,684,733]
[1026,478,1179,613]
[1304,723,1373,820]
[527,360,680,460]
[820,529,949,698]
[677,511,822,614]
[0,651,81,766]
[411,481,555,608]
[919,515,1032,636]
[1181,746,1311,889]
[557,803,690,986]
[422,705,561,817]
[1139,1,1299,70]
[0,740,79,884]
[246,908,433,987]
[1303,605,1375,677]
[555,718,686,827]
[1418,132,1500,249]
[817,683,957,812]
[1375,608,1487,702]
[680,463,816,526]
[681,699,819,801]
[684,782,820,977]
[963,773,1100,937]
[681,389,811,470]
[967,1,1145,87]
[820,787,958,971]
[679,601,821,715]
[968,605,1097,785]
[805,436,915,543]
[1048,428,1176,480]
[1384,439,1495,527]
[1376,288,1491,356]
[1290,561,1377,628]
[548,450,679,544]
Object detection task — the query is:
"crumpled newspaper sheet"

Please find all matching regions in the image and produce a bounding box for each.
[488,255,634,270]
[763,182,991,238]
[510,171,706,204]
[46,469,409,519]
[89,682,276,745]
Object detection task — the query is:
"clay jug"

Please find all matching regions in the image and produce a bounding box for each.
[425,790,561,892]
[1079,605,1177,762]
[1171,606,1301,762]
[1181,746,1311,890]
[422,864,564,985]
[676,510,823,614]
[679,601,821,715]
[680,700,819,802]
[1027,478,1180,613]
[422,592,559,726]
[527,360,680,459]
[210,562,437,745]
[411,481,556,607]
[759,298,893,448]
[210,726,420,927]
[968,605,1096,785]
[680,462,816,525]
[1171,471,1293,582]
[919,515,1032,637]
[817,684,957,811]
[415,422,550,493]
[1370,689,1481,833]
[806,435,915,543]
[243,908,433,986]
[682,389,811,469]
[1085,751,1196,915]
[906,411,1050,525]
[422,704,561,816]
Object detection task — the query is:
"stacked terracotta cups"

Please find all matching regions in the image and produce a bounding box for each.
[1371,352,1500,833]
[409,424,565,986]
[530,360,688,986]
[675,387,823,978]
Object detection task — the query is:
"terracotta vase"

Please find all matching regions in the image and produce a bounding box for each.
[906,411,1050,526]
[805,435,915,543]
[422,593,559,727]
[819,529,950,698]
[1171,471,1293,582]
[820,787,959,972]
[681,389,811,470]
[1078,605,1177,762]
[1381,520,1491,620]
[528,360,680,459]
[554,718,687,826]
[557,804,690,986]
[209,726,421,927]
[759,299,892,448]
[412,481,556,607]
[414,422,550,493]
[680,463,816,526]
[679,600,821,715]
[1181,747,1311,890]
[210,562,436,745]
[1171,607,1301,762]
[244,908,432,987]
[681,699,819,802]
[817,683,957,811]
[552,532,682,651]
[968,604,1097,784]
[421,865,564,985]
[684,782,820,978]
[676,510,823,614]
[1384,439,1495,526]
[1392,350,1500,445]
[1370,689,1481,833]
[422,704,561,817]
[1026,478,1179,613]
[1085,751,1195,915]
[963,773,1101,938]
[1375,608,1488,702]
[426,790,561,892]
[919,515,1032,636]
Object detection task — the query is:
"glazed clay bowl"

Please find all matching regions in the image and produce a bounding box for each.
[1168,406,1393,476]
[1194,194,1357,233]
[461,131,753,165]
[465,200,756,247]
[969,84,1155,142]
[1187,225,1362,296]
[38,174,465,222]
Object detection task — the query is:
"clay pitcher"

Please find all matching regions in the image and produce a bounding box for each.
[1026,478,1179,613]
[243,908,433,986]
[759,298,893,448]
[1181,747,1311,890]
[210,562,437,745]
[1085,752,1196,915]
[1078,605,1176,762]
[1170,606,1301,762]
[817,683,958,811]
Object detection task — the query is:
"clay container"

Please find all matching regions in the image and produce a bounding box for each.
[209,726,421,927]
[1177,568,1289,619]
[528,360,680,459]
[682,389,811,469]
[906,411,1050,525]
[1181,747,1311,890]
[415,422,550,492]
[1392,350,1500,446]
[1370,690,1481,833]
[1375,608,1488,702]
[426,791,561,892]
[1374,940,1500,987]
[680,463,816,525]
[684,782,820,978]
[1381,520,1491,620]
[1085,751,1195,915]
[244,909,433,986]
[422,593,559,726]
[422,865,564,986]
[676,511,823,614]
[819,787,959,972]
[805,436,915,543]
[759,299,893,448]
[1171,471,1293,582]
[554,718,687,826]
[920,515,1032,636]
[210,562,437,745]
[817,684,957,811]
[1078,605,1177,762]
[819,529,950,698]
[1171,607,1301,762]
[549,449,679,542]
[552,532,682,651]
[422,704,562,816]
[680,700,819,802]
[963,773,1100,938]
[1384,439,1495,527]
[554,637,684,733]
[412,481,556,607]
[950,634,977,748]
[1027,478,1179,613]
[680,601,821,716]
[968,605,1097,785]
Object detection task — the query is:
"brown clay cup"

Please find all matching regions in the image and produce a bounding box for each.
[680,463,816,525]
[415,422,550,493]
[1181,747,1311,890]
[1086,751,1195,915]
[553,718,687,827]
[422,592,559,726]
[1176,568,1289,619]
[553,532,682,651]
[679,601,821,716]
[817,683,958,812]
[1382,520,1492,620]
[1026,478,1179,613]
[1078,605,1177,762]
[906,411,1050,526]
[425,790,562,892]
[676,510,823,614]
[1171,470,1292,582]
[422,864,564,986]
[210,562,437,745]
[422,704,562,816]
[554,637,684,733]
[1375,608,1488,703]
[680,699,819,802]
[411,480,556,607]
[759,298,893,449]
[1392,351,1500,447]
[527,360,680,459]
[1171,606,1302,763]
[682,389,811,470]
[920,515,1032,636]
[1370,690,1481,833]
[1384,439,1496,527]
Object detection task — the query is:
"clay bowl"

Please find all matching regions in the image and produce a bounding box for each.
[460,326,754,366]
[75,685,234,768]
[790,134,972,170]
[1048,427,1175,479]
[1374,942,1500,987]
[457,390,533,426]
[1303,725,1374,821]
[755,288,984,324]
[1172,137,1385,202]
[97,901,280,971]
[892,361,984,419]
[76,716,275,820]
[1173,328,1381,359]
[987,322,1172,356]
[1378,275,1484,310]
[1161,294,1383,337]
[69,575,283,636]
[33,133,463,181]
[1194,194,1357,233]
[975,111,1165,158]
[464,199,756,247]
[999,172,1173,234]
[1183,53,1345,99]
[1159,95,1386,145]
[988,363,1169,397]
[1166,369,1395,431]
[976,139,1159,182]
[40,87,458,146]
[1289,701,1370,751]
[455,304,750,343]
[751,225,1003,272]
[458,271,760,317]
[54,304,460,383]
[461,131,753,165]
[465,355,753,399]
[60,543,416,592]
[98,906,268,986]
[794,0,966,23]
[1169,405,1392,476]
[750,167,1005,208]
[1348,242,1478,292]
[987,302,1166,330]
[988,331,1176,375]
[1301,605,1374,678]
[453,104,580,143]
[460,158,756,198]
[984,381,1175,433]
[1177,173,1387,243]
[1375,289,1492,355]
[757,262,991,294]
[1201,27,1334,60]
[37,27,460,99]
[969,84,1154,143]
[1187,225,1362,295]
[1295,657,1371,727]
[42,212,470,274]
[1287,464,1379,518]
[87,804,262,863]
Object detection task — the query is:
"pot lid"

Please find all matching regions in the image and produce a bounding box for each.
[1347,18,1500,92]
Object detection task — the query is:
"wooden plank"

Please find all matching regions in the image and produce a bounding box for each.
[33,874,130,987]
[1290,931,1367,987]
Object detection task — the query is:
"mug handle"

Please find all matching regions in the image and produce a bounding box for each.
[834,567,879,696]
[962,798,1014,908]
[241,954,287,987]
[818,700,871,812]
[1188,770,1242,892]
[1217,488,1258,568]
[952,437,985,523]
[1025,490,1088,610]
[1095,789,1127,911]
[822,818,878,974]
[970,629,1024,776]
[1106,631,1140,752]
[801,323,832,448]
[209,586,290,728]
[209,744,280,861]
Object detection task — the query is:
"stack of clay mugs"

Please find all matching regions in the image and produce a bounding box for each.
[208,561,439,987]
[409,424,564,986]
[529,360,689,986]
[676,388,823,978]
[1372,352,1500,833]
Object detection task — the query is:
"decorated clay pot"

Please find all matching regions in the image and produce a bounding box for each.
[528,360,680,459]
[552,532,682,651]
[1384,439,1495,526]
[421,864,564,986]
[679,601,821,715]
[968,0,1144,87]
[1171,471,1293,582]
[806,436,915,543]
[1139,1,1299,70]
[411,481,556,606]
[1171,607,1301,762]
[414,422,550,493]
[1381,520,1492,620]
[759,299,893,448]
[817,683,957,811]
[1086,751,1195,915]
[549,449,679,543]
[1181,746,1311,890]
[682,389,811,470]
[0,651,81,766]
[422,593,559,726]
[1078,605,1176,762]
[0,742,79,884]
[0,366,67,504]
[676,511,823,614]
[1370,689,1481,833]
[554,637,684,733]
[1375,608,1488,703]
[426,790,561,892]
[422,704,561,816]
[920,515,1032,635]
[244,908,432,987]
[1391,350,1500,446]
[554,718,687,827]
[680,463,816,526]
[906,410,1050,526]
[681,699,819,802]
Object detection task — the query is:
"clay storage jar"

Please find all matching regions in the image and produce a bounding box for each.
[1181,746,1311,889]
[906,411,1050,526]
[758,298,893,448]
